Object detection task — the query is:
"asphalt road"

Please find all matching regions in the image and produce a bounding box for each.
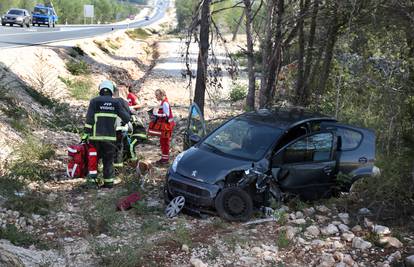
[0,0,169,49]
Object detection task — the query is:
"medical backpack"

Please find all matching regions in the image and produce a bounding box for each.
[67,143,98,178]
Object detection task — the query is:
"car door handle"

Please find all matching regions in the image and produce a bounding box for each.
[359,157,368,164]
[323,166,332,175]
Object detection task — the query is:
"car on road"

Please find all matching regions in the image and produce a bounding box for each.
[32,5,58,27]
[145,16,150,21]
[164,105,377,221]
[1,8,31,27]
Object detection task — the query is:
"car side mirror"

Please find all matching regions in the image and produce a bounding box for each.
[189,134,201,146]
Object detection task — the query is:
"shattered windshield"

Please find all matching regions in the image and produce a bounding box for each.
[33,7,48,15]
[202,118,281,161]
[8,10,24,15]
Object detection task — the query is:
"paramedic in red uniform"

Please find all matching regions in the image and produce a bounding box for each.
[126,85,142,111]
[154,89,175,165]
[83,80,130,188]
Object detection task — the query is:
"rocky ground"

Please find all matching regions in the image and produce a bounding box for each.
[1,6,414,267]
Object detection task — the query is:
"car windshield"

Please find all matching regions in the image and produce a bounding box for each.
[8,10,24,15]
[202,118,281,161]
[33,7,48,15]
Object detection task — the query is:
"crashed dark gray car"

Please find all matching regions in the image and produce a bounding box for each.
[164,105,377,221]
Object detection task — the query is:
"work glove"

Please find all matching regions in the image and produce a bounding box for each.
[81,133,89,142]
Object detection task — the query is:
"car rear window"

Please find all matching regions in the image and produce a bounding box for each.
[336,127,362,150]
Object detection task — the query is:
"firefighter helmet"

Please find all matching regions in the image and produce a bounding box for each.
[98,80,116,95]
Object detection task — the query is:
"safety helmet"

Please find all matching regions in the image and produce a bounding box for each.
[98,80,116,95]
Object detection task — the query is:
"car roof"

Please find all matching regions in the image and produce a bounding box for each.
[239,107,337,130]
[9,8,26,11]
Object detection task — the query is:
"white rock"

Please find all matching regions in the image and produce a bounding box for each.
[190,257,208,267]
[303,207,315,216]
[379,236,403,249]
[358,208,371,215]
[316,205,330,213]
[341,232,355,242]
[338,224,350,233]
[321,224,339,235]
[292,218,306,225]
[338,213,350,224]
[333,251,344,262]
[335,263,346,267]
[405,255,414,267]
[343,254,355,266]
[332,240,344,249]
[64,237,74,242]
[252,246,262,254]
[317,253,336,267]
[352,237,372,251]
[240,256,257,265]
[351,225,363,233]
[289,213,296,220]
[373,225,391,236]
[264,255,274,262]
[316,215,329,223]
[295,211,304,219]
[311,240,326,248]
[182,244,190,253]
[261,244,278,253]
[305,225,320,237]
[282,226,300,240]
[387,251,401,263]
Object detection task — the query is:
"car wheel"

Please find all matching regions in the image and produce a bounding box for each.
[20,23,24,28]
[53,22,55,28]
[1,23,5,26]
[215,187,253,222]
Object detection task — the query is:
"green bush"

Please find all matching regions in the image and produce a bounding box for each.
[0,224,37,247]
[60,77,95,100]
[126,28,151,40]
[229,83,247,102]
[65,59,90,75]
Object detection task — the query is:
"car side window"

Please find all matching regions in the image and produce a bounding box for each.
[281,132,334,164]
[336,127,362,150]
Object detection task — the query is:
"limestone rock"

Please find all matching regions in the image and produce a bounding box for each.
[317,253,336,267]
[305,225,320,237]
[341,232,355,242]
[351,225,362,233]
[405,255,414,267]
[372,225,391,236]
[379,236,403,249]
[190,257,208,267]
[321,224,339,235]
[316,205,330,213]
[352,237,372,251]
[338,224,350,233]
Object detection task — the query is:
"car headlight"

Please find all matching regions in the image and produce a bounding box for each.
[172,151,186,173]
[16,17,23,21]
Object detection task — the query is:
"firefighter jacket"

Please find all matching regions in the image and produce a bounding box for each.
[84,95,131,141]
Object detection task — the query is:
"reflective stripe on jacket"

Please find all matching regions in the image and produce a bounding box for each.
[84,95,131,141]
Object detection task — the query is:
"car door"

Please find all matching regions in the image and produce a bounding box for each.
[271,131,337,199]
[183,103,206,150]
[320,122,376,190]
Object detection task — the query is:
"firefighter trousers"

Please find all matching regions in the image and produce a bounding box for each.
[91,141,116,184]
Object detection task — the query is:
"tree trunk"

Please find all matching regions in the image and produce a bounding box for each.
[259,0,284,108]
[194,0,211,115]
[232,10,245,41]
[259,0,275,108]
[303,0,319,103]
[317,3,339,98]
[295,0,306,106]
[244,0,256,111]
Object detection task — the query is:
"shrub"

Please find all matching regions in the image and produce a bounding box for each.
[66,59,90,75]
[0,224,37,247]
[69,46,85,57]
[5,191,53,216]
[126,28,151,40]
[60,77,95,100]
[93,40,110,54]
[229,83,247,102]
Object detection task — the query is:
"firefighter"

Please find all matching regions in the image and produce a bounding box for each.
[83,80,130,188]
[153,89,175,165]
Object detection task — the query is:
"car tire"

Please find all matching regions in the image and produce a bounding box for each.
[215,187,253,222]
[53,22,55,28]
[20,23,24,28]
[1,23,5,26]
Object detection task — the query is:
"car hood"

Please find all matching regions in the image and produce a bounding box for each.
[176,146,252,184]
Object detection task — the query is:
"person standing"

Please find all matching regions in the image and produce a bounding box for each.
[83,80,130,188]
[153,89,175,165]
